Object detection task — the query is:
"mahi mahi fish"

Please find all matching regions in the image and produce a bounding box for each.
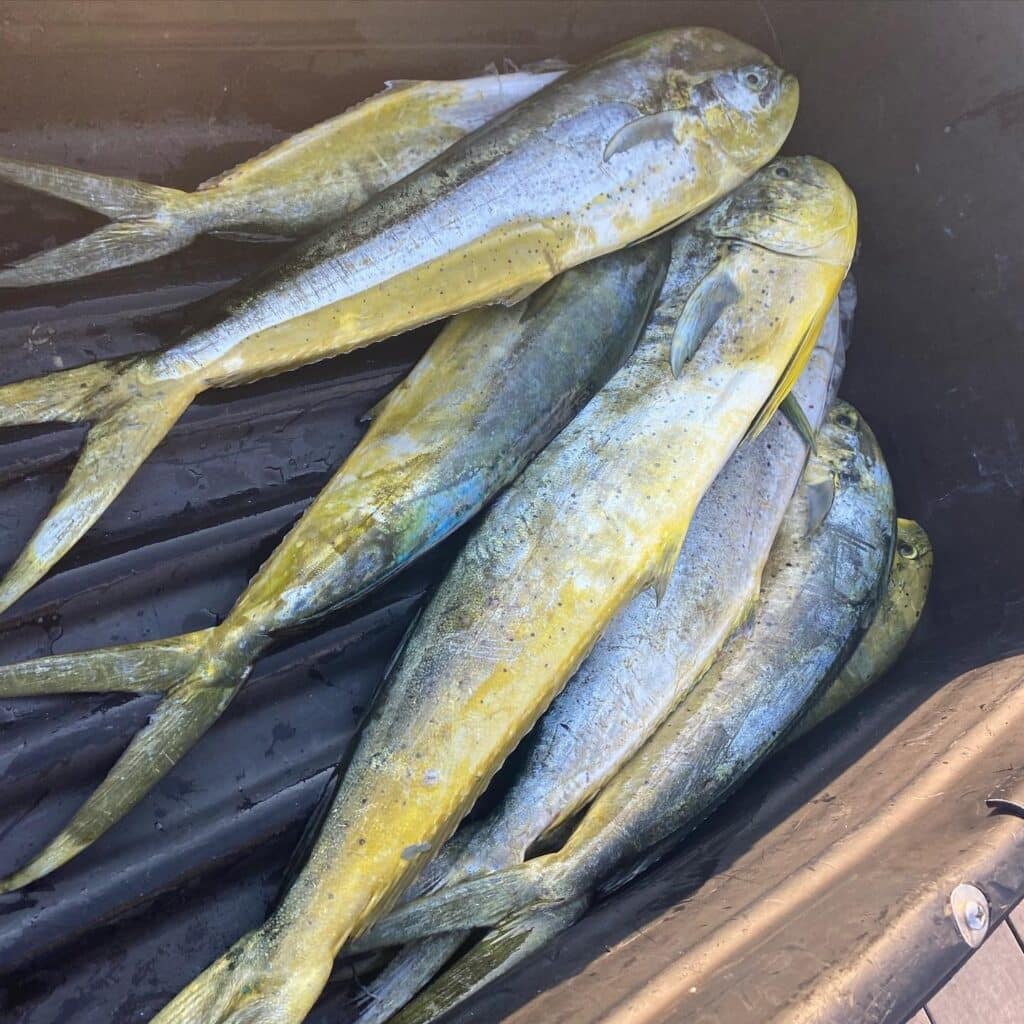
[148,155,856,1024]
[0,240,670,892]
[0,68,564,286]
[368,513,925,1024]
[378,460,910,1024]
[791,515,932,737]
[350,282,853,1023]
[358,400,895,959]
[385,528,921,1024]
[0,27,797,615]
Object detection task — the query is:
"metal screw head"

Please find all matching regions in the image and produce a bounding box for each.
[964,900,988,932]
[950,883,990,948]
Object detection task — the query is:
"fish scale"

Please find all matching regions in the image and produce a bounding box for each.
[0,239,669,895]
[0,71,567,287]
[383,522,921,1024]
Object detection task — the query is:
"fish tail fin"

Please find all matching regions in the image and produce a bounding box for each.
[0,627,254,891]
[0,628,213,698]
[0,156,202,285]
[150,927,332,1024]
[353,934,468,1024]
[0,355,130,427]
[389,899,590,1024]
[148,948,241,1024]
[0,358,198,614]
[353,860,551,952]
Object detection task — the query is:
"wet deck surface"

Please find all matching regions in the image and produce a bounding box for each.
[910,905,1024,1023]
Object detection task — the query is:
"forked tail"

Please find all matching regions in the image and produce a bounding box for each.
[354,933,467,1024]
[387,899,589,1024]
[353,859,550,952]
[0,626,252,891]
[0,156,203,286]
[0,355,198,615]
[149,925,334,1024]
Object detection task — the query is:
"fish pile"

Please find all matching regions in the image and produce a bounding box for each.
[0,27,930,1024]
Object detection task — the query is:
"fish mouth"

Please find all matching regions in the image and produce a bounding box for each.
[722,224,855,265]
[777,71,801,132]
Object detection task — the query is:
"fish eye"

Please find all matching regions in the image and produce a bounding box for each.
[898,540,919,559]
[773,165,791,180]
[744,69,767,90]
[835,410,857,429]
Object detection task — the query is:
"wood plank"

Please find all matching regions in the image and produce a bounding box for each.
[925,923,1024,1024]
[1008,901,1024,947]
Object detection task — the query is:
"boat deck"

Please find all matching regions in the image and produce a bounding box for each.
[910,904,1024,1023]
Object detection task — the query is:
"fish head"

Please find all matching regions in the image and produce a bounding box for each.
[655,30,797,163]
[814,401,896,615]
[819,402,894,540]
[598,30,795,175]
[691,62,799,172]
[707,156,858,268]
[895,517,935,582]
[820,402,883,469]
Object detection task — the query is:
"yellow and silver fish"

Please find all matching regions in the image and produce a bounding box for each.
[360,400,895,953]
[790,516,932,737]
[0,68,564,286]
[0,27,797,616]
[371,408,898,1024]
[351,285,854,1024]
[0,241,669,892]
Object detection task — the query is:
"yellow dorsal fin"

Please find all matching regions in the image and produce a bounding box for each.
[745,303,829,442]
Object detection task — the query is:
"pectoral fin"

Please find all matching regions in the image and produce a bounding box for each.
[804,465,837,536]
[604,110,689,161]
[670,269,740,378]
